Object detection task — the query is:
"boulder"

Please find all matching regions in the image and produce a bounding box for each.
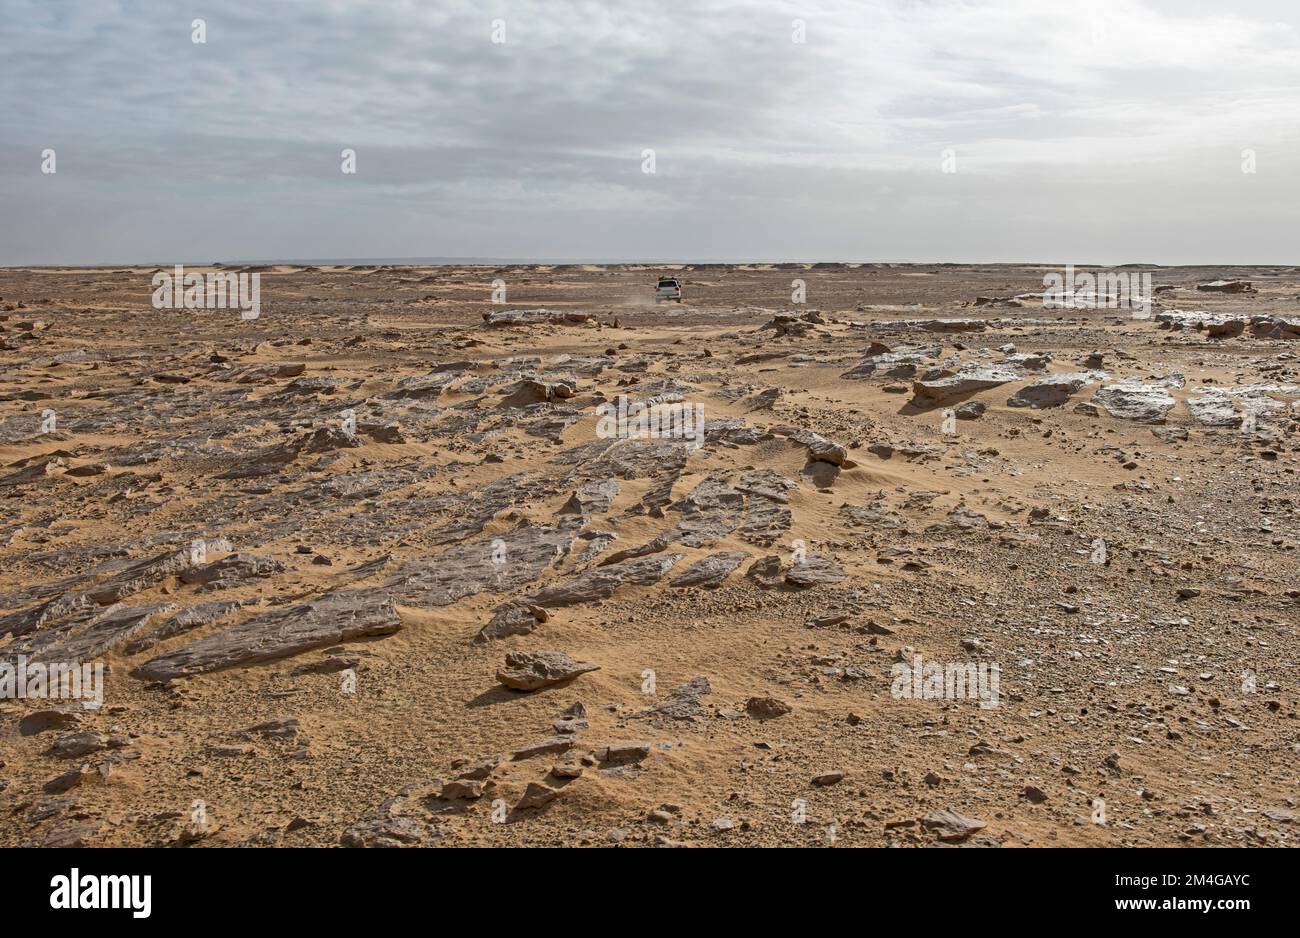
[496,651,599,691]
[593,740,652,764]
[775,428,855,467]
[746,696,792,718]
[514,782,561,810]
[474,603,549,643]
[19,709,82,736]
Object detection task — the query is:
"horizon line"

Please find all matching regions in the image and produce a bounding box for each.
[4,257,1296,270]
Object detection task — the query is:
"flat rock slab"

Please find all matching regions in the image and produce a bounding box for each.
[87,545,217,604]
[1007,372,1095,409]
[1196,280,1253,293]
[384,524,573,607]
[483,308,593,327]
[633,676,712,722]
[669,551,749,589]
[220,428,359,479]
[911,367,1019,404]
[1000,353,1051,371]
[705,417,764,446]
[383,371,458,399]
[910,318,988,332]
[557,478,620,517]
[746,555,787,588]
[241,717,300,740]
[597,532,675,567]
[180,553,287,590]
[124,600,244,655]
[340,800,445,848]
[841,347,942,381]
[784,553,848,588]
[525,553,684,608]
[496,650,599,691]
[1187,394,1242,427]
[215,362,306,384]
[498,376,578,406]
[132,588,400,681]
[639,474,679,513]
[47,731,113,759]
[1156,310,1247,336]
[0,539,235,641]
[672,477,745,547]
[0,457,66,486]
[735,468,798,503]
[920,808,987,842]
[553,438,694,480]
[22,602,176,665]
[738,494,793,545]
[747,552,847,588]
[1092,384,1177,423]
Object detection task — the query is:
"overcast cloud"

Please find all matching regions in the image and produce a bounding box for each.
[2,0,1298,265]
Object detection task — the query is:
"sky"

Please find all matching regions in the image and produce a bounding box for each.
[2,0,1298,265]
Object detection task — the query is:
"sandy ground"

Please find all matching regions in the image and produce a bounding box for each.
[0,262,1296,847]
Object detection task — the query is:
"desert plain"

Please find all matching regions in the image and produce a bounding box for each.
[0,261,1296,848]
